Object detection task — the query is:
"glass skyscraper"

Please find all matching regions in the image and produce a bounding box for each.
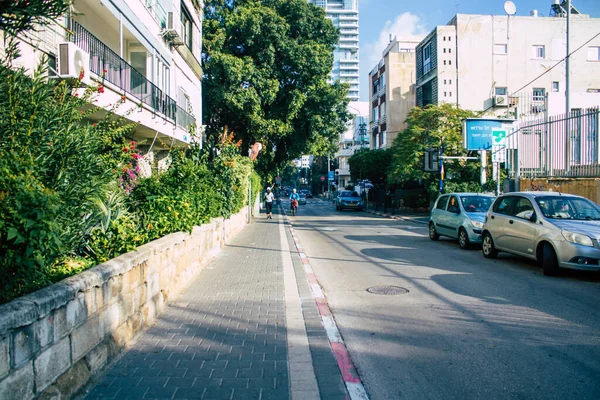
[309,0,360,100]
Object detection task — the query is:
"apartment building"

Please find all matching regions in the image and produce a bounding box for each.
[369,39,420,149]
[336,101,368,187]
[11,0,203,173]
[308,0,360,100]
[415,10,600,117]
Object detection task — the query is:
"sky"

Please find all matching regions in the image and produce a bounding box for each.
[358,0,600,101]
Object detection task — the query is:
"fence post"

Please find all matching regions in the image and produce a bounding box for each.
[548,116,553,177]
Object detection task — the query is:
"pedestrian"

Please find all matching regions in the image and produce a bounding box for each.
[265,187,275,219]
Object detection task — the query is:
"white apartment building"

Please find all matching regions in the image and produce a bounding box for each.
[336,101,368,188]
[415,10,600,118]
[369,38,421,149]
[308,0,360,100]
[10,0,203,173]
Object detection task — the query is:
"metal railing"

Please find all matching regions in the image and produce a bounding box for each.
[68,19,195,131]
[507,107,600,178]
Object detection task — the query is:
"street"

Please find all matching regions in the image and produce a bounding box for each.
[291,198,600,400]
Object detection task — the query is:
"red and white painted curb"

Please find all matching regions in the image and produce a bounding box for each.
[284,211,369,400]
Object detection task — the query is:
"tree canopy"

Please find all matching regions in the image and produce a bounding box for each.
[348,148,392,185]
[202,0,349,176]
[387,103,478,185]
[0,0,71,36]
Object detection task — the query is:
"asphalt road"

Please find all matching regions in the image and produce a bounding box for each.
[291,199,600,400]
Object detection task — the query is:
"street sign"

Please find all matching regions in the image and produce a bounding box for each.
[492,129,507,162]
[328,171,334,181]
[320,175,325,182]
[424,148,439,172]
[462,118,514,150]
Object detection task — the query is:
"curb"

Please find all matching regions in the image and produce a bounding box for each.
[283,210,370,400]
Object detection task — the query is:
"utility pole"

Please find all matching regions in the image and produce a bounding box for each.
[565,0,572,173]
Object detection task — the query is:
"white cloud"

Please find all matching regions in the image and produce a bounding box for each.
[360,12,428,99]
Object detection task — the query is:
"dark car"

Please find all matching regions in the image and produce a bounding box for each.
[335,190,364,211]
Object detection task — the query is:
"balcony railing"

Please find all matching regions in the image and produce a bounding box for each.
[68,20,195,131]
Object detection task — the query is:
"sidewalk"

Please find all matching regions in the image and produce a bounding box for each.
[80,207,348,400]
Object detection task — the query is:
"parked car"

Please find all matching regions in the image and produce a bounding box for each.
[481,191,600,276]
[335,190,364,211]
[429,193,495,249]
[297,194,307,205]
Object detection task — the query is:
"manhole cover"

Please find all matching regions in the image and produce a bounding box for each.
[366,286,409,295]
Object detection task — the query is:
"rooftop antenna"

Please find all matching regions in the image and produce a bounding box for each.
[504,1,517,15]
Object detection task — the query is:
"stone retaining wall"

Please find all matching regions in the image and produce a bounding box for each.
[0,206,253,399]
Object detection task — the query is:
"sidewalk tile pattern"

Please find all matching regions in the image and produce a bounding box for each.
[84,217,287,400]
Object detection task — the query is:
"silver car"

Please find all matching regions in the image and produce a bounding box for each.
[482,191,600,276]
[429,193,495,249]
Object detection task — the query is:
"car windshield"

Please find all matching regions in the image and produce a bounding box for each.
[340,191,358,197]
[460,196,494,213]
[535,196,600,220]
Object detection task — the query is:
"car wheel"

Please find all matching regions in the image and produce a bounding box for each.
[429,222,439,241]
[541,243,560,276]
[482,232,498,258]
[458,228,470,250]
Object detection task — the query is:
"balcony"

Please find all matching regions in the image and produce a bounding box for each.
[371,92,378,102]
[378,115,386,125]
[379,85,386,97]
[68,20,194,131]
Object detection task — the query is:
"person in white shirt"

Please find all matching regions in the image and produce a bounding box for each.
[264,187,275,219]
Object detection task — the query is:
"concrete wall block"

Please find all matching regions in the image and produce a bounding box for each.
[11,325,38,369]
[33,337,71,393]
[0,362,34,400]
[0,300,38,338]
[121,264,141,296]
[40,359,90,400]
[140,300,156,327]
[146,272,160,301]
[119,294,135,323]
[112,320,133,348]
[65,293,87,333]
[84,341,107,375]
[71,316,104,363]
[0,336,9,379]
[106,275,123,302]
[33,314,54,350]
[28,284,76,322]
[129,312,143,336]
[103,303,120,334]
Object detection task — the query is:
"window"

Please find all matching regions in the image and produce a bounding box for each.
[448,36,451,42]
[181,5,193,50]
[532,45,545,59]
[443,36,446,41]
[443,60,447,65]
[449,60,452,65]
[449,48,452,53]
[533,88,545,102]
[444,92,447,97]
[495,87,507,96]
[422,43,432,74]
[447,196,460,213]
[513,197,534,219]
[444,79,447,84]
[552,81,560,92]
[588,46,600,61]
[436,196,449,210]
[449,79,452,84]
[494,44,507,54]
[449,92,452,96]
[443,48,446,53]
[493,196,516,215]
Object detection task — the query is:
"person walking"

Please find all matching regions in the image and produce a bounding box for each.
[264,187,275,219]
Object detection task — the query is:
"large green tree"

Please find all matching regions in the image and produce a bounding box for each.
[348,148,392,185]
[0,0,71,35]
[388,103,477,185]
[202,0,349,176]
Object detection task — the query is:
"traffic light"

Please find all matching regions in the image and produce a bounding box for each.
[424,148,439,172]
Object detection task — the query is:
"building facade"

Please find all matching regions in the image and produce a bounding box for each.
[369,39,420,149]
[10,0,203,173]
[415,12,600,117]
[335,101,368,188]
[309,0,360,100]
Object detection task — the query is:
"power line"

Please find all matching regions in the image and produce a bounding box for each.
[477,30,600,117]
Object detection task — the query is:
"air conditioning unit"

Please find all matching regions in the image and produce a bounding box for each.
[163,11,184,46]
[57,42,91,85]
[494,95,508,107]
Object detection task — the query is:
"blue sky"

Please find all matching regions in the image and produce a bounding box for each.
[358,0,600,101]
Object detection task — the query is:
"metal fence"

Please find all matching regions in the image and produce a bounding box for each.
[506,107,600,178]
[68,19,195,131]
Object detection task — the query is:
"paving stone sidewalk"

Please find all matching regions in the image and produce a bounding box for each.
[80,208,348,400]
